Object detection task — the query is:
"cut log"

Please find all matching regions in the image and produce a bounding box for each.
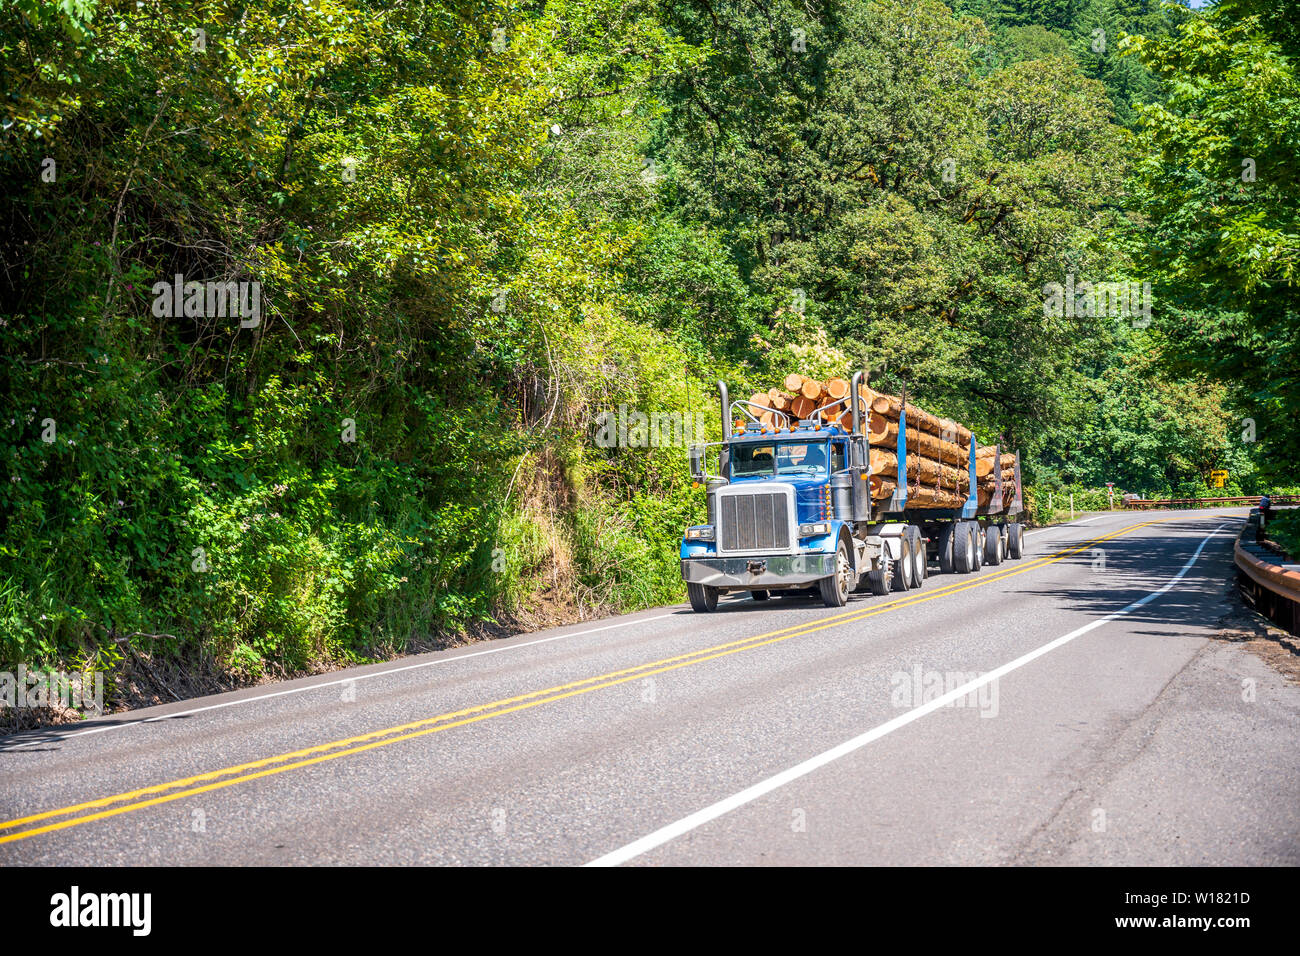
[867,414,968,465]
[870,476,896,499]
[824,378,849,401]
[868,448,967,488]
[749,392,771,409]
[868,391,973,446]
[820,407,852,431]
[791,395,816,419]
[784,373,806,393]
[800,378,824,401]
[905,487,966,508]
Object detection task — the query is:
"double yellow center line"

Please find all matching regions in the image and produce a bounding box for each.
[0,515,1206,845]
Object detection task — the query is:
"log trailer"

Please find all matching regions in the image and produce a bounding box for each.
[681,371,1025,611]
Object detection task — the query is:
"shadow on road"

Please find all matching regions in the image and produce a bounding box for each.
[671,517,1240,632]
[1009,518,1236,634]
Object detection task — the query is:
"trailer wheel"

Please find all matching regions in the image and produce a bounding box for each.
[969,523,984,571]
[984,524,1003,565]
[891,536,913,591]
[953,522,975,573]
[1008,522,1024,559]
[687,582,718,613]
[937,523,958,574]
[750,589,771,601]
[907,526,926,586]
[819,539,852,607]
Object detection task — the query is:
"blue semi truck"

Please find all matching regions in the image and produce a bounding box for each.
[681,371,1024,611]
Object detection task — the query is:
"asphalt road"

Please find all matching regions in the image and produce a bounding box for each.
[3,509,1297,865]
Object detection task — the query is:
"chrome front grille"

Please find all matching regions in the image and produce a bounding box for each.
[719,491,791,553]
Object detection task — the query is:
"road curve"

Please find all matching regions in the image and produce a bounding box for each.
[2,509,1297,865]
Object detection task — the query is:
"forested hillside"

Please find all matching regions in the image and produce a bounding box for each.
[2,0,1295,686]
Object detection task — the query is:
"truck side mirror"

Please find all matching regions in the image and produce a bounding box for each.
[688,444,704,481]
[849,436,866,468]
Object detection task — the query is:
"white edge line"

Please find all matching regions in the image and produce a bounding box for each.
[5,612,677,749]
[585,524,1227,867]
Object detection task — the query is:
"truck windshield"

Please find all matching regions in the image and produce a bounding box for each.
[731,442,829,479]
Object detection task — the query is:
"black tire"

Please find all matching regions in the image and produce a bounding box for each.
[953,522,975,573]
[891,535,912,591]
[1008,522,1024,559]
[984,524,1002,565]
[970,523,984,571]
[819,538,853,607]
[908,526,927,585]
[937,523,958,574]
[864,568,890,596]
[751,589,771,601]
[687,582,718,613]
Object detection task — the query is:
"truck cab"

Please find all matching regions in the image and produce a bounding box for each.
[682,376,879,611]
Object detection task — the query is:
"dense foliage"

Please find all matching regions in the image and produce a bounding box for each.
[1,0,1293,682]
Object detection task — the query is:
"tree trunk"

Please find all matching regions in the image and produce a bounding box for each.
[869,448,967,487]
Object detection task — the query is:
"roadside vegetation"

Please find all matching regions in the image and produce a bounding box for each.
[2,0,1296,692]
[1265,511,1300,564]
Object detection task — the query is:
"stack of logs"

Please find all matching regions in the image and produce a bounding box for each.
[747,375,1017,508]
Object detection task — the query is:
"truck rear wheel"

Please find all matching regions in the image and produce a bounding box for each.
[953,522,975,573]
[907,526,927,585]
[970,523,984,571]
[937,523,958,574]
[891,536,912,591]
[687,582,718,613]
[984,524,1003,565]
[819,539,852,607]
[863,568,890,596]
[1008,522,1024,559]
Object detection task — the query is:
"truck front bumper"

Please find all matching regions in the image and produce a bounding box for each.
[681,554,837,589]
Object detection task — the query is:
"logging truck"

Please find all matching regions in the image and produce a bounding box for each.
[681,371,1025,611]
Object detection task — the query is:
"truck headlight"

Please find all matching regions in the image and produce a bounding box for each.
[685,525,715,541]
[799,522,831,537]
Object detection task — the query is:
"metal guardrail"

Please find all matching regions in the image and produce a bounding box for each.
[1126,495,1300,510]
[1234,508,1300,636]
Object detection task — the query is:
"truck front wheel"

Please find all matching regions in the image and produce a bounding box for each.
[688,582,719,613]
[819,540,852,607]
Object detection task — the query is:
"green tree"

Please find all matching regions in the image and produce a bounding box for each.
[1125,1,1300,481]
